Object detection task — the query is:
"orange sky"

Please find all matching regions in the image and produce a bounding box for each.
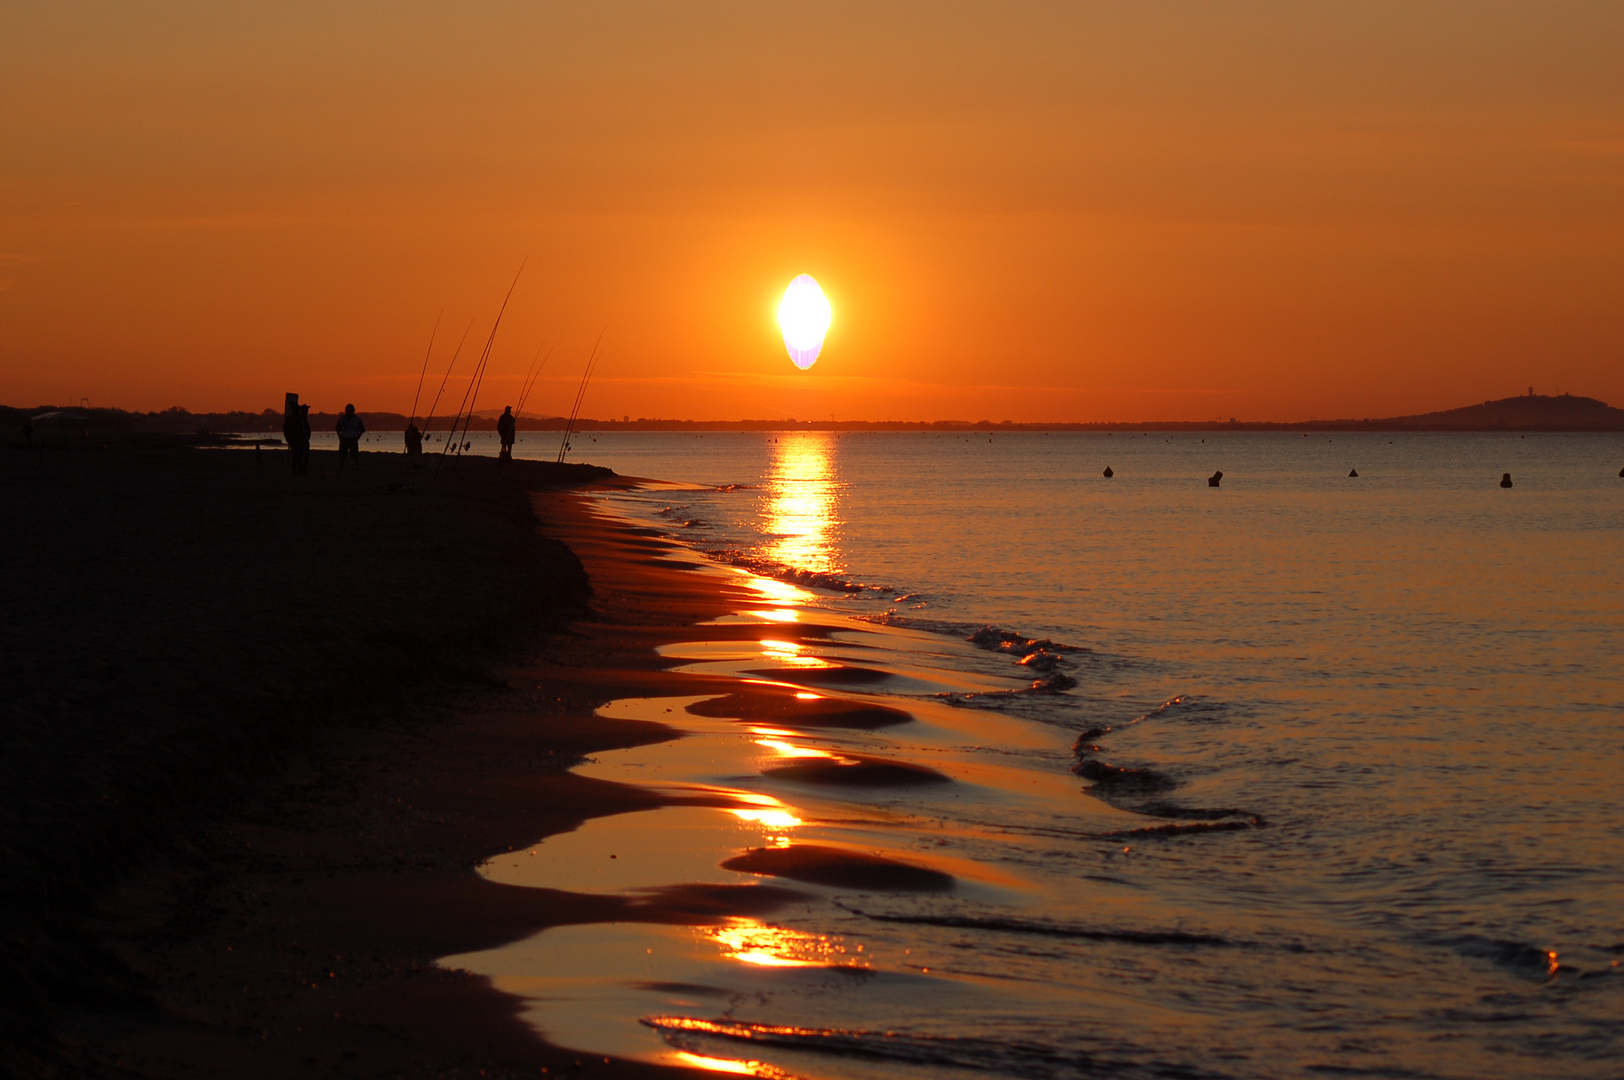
[2,3,1621,422]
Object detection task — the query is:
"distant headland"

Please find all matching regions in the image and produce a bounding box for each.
[4,392,1622,437]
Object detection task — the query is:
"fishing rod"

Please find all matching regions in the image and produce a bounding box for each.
[514,344,551,422]
[437,259,526,473]
[455,260,527,457]
[421,317,475,442]
[556,330,604,463]
[408,309,442,425]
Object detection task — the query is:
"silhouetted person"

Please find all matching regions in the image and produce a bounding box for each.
[22,417,32,445]
[1103,466,1113,478]
[1208,470,1223,487]
[336,404,365,474]
[404,421,424,468]
[1500,473,1513,488]
[497,406,516,462]
[284,404,312,476]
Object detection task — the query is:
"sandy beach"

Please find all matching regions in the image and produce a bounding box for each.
[4,441,944,1078]
[0,445,688,1076]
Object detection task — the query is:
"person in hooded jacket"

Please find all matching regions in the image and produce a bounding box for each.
[336,404,365,474]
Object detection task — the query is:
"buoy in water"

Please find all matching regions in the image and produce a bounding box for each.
[1500,473,1513,488]
[1348,469,1358,477]
[1103,466,1114,478]
[1208,471,1223,488]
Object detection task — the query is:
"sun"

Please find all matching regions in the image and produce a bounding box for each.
[777,274,832,370]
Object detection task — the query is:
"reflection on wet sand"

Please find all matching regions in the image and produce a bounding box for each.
[442,565,1141,1077]
[706,918,869,969]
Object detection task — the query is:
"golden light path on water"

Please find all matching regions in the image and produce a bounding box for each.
[761,432,840,574]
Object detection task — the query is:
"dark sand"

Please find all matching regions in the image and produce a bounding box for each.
[2,442,942,1078]
[720,846,956,893]
[685,689,913,729]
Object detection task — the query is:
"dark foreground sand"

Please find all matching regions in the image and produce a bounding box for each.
[0,445,606,1077]
[3,442,942,1079]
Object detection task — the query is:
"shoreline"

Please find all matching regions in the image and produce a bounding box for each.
[19,453,836,1078]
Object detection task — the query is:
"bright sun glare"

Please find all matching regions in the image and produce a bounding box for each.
[777,274,832,370]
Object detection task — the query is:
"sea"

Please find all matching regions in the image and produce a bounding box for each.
[393,428,1620,1079]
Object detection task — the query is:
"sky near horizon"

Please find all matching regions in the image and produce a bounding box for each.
[2,3,1621,422]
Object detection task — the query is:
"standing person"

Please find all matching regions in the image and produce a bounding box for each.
[22,417,33,445]
[335,403,365,474]
[404,421,424,468]
[496,405,516,462]
[284,394,308,474]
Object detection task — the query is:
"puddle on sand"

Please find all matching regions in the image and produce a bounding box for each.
[441,588,1146,1078]
[443,920,1014,1080]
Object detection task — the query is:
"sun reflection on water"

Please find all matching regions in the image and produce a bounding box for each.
[670,1051,758,1075]
[728,807,803,828]
[742,608,800,623]
[704,918,869,969]
[740,574,812,607]
[762,432,840,574]
[754,738,831,760]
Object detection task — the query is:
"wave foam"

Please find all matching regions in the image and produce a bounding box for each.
[703,549,896,595]
[641,1013,1231,1079]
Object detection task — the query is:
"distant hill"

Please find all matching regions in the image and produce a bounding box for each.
[1364,393,1624,432]
[2,392,1621,436]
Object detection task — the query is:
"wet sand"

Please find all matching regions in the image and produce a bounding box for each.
[2,442,947,1078]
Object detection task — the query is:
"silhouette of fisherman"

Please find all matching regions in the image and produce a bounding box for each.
[404,421,424,468]
[336,403,365,474]
[497,406,516,463]
[283,394,311,476]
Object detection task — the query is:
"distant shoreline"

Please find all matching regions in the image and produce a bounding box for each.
[5,392,1623,435]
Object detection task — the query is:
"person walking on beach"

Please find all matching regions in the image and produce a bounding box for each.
[336,403,365,474]
[497,405,516,463]
[404,420,424,468]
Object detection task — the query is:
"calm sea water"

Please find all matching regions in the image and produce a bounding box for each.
[439,430,1622,1080]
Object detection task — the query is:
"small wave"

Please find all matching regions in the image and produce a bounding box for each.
[642,1014,1229,1079]
[711,482,757,491]
[1072,758,1176,793]
[960,625,1087,690]
[1073,695,1227,748]
[934,673,1077,708]
[1434,934,1564,980]
[835,904,1234,947]
[704,549,896,595]
[1095,819,1260,839]
[1135,801,1256,822]
[968,625,1087,656]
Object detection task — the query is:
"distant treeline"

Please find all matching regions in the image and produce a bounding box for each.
[4,393,1621,435]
